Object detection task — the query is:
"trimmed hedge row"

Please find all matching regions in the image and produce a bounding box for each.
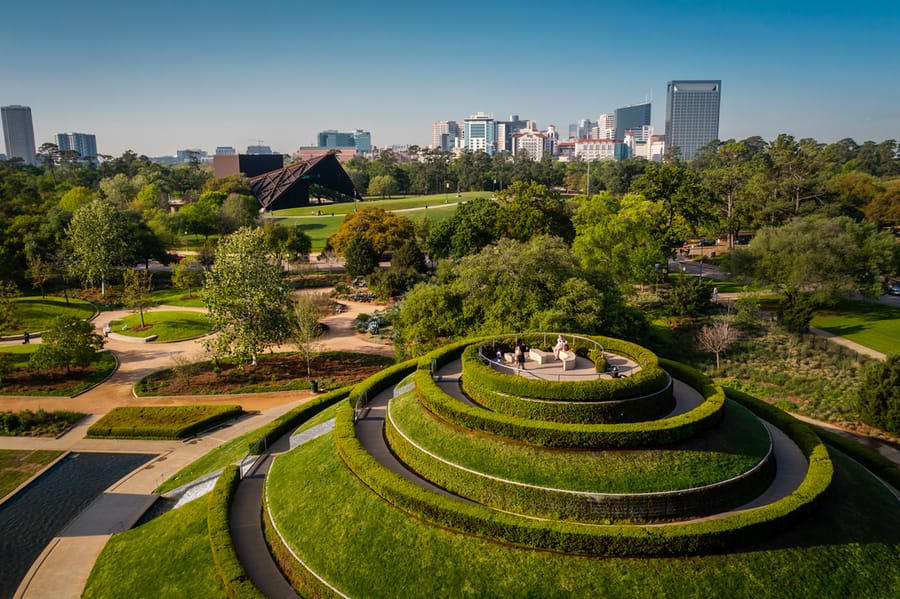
[336,369,834,556]
[86,405,243,439]
[415,365,724,449]
[386,398,776,522]
[207,465,265,599]
[461,373,675,424]
[248,387,352,455]
[465,341,670,403]
[346,356,422,411]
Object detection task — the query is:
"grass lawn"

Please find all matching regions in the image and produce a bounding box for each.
[0,450,63,498]
[0,345,116,396]
[811,299,900,356]
[268,193,472,251]
[109,311,213,342]
[2,296,96,336]
[265,433,899,598]
[83,494,228,598]
[148,287,206,308]
[665,272,768,294]
[390,393,769,492]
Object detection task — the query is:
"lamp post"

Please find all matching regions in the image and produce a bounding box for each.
[445,181,449,204]
[654,263,660,294]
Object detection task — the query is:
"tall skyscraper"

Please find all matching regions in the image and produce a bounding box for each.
[431,121,460,151]
[463,112,497,154]
[56,132,98,162]
[614,102,651,141]
[2,105,37,165]
[664,80,721,160]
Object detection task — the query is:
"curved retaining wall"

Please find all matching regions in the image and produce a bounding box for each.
[386,398,775,522]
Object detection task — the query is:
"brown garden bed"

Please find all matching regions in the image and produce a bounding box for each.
[136,351,395,396]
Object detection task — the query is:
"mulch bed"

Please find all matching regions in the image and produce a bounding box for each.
[139,351,395,395]
[0,366,101,395]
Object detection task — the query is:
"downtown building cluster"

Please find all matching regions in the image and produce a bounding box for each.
[431,80,721,162]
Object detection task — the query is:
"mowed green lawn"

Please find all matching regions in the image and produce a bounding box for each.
[268,192,483,252]
[149,287,206,308]
[110,311,213,342]
[2,296,96,336]
[811,300,900,356]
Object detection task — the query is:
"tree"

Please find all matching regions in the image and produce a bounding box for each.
[426,197,498,259]
[664,276,711,317]
[697,321,739,368]
[262,221,312,271]
[58,186,94,212]
[172,256,204,298]
[857,356,900,435]
[121,268,155,328]
[203,227,294,365]
[293,293,327,380]
[367,174,399,198]
[29,316,104,375]
[778,289,816,333]
[66,199,132,296]
[328,206,415,255]
[494,182,574,243]
[391,239,427,273]
[572,192,668,286]
[729,214,898,298]
[26,254,52,299]
[343,233,379,278]
[0,281,19,333]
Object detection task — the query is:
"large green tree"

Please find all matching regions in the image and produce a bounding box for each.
[29,316,105,375]
[66,199,133,296]
[572,192,668,286]
[727,214,898,298]
[203,227,294,365]
[328,206,415,255]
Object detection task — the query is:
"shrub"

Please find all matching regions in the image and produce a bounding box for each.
[589,348,607,372]
[856,355,900,434]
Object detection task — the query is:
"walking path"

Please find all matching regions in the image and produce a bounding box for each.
[3,298,392,599]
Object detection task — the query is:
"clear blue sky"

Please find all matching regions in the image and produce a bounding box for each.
[3,0,898,157]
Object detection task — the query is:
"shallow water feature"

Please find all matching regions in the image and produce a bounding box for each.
[0,452,154,599]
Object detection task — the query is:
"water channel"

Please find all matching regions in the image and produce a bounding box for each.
[0,452,155,599]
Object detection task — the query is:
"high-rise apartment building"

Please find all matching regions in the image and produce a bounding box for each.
[597,113,617,139]
[432,121,460,151]
[664,80,721,160]
[215,146,236,155]
[2,105,37,165]
[56,132,97,162]
[463,113,497,154]
[614,102,651,141]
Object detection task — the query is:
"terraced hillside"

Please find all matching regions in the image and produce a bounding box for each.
[256,334,898,596]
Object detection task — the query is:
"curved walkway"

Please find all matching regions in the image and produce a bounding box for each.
[3,298,393,599]
[355,360,809,522]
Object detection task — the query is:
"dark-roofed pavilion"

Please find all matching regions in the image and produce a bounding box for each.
[248,153,362,211]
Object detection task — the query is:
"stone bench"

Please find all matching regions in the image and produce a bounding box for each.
[529,348,555,364]
[558,350,576,371]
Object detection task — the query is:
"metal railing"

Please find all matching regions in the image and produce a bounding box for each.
[478,332,614,381]
[353,390,369,423]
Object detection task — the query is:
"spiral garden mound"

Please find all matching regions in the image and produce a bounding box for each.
[259,334,861,596]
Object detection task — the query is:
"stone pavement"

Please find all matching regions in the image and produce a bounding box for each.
[2,298,393,599]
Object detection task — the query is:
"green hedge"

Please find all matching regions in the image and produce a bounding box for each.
[415,364,724,449]
[386,398,774,522]
[461,373,675,424]
[465,338,670,403]
[248,387,352,455]
[86,405,243,439]
[207,465,265,599]
[346,356,422,410]
[336,374,834,556]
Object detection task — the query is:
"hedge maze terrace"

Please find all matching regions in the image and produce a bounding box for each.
[249,334,895,596]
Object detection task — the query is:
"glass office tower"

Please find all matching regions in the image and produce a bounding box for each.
[664,80,721,160]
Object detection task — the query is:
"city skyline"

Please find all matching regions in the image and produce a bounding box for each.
[3,1,899,157]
